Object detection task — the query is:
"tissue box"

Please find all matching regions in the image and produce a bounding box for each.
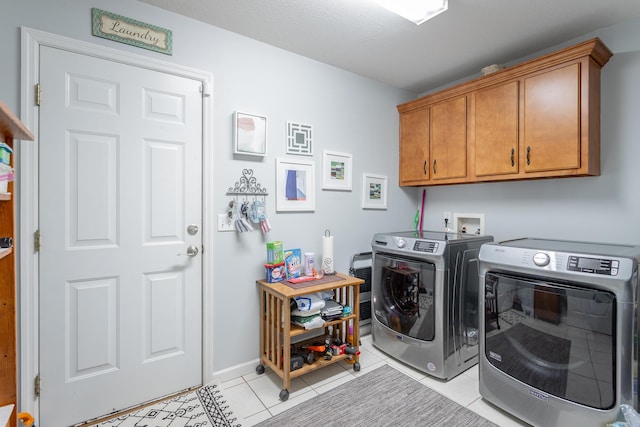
[266,241,284,264]
[284,248,302,278]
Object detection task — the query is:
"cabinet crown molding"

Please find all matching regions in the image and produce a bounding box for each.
[398,38,612,113]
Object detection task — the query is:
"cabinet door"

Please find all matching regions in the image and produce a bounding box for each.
[474,81,519,177]
[523,63,580,173]
[430,96,466,181]
[399,107,429,185]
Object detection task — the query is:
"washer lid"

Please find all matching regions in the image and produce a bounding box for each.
[497,237,640,258]
[374,230,487,242]
[372,230,493,256]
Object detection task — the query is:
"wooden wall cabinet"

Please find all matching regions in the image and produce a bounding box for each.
[522,63,583,175]
[399,107,429,185]
[397,38,612,187]
[430,95,467,182]
[0,101,34,427]
[473,81,519,177]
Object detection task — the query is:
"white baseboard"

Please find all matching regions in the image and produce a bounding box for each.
[211,358,261,383]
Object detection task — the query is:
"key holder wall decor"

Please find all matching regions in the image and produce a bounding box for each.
[226,169,271,233]
[227,168,268,196]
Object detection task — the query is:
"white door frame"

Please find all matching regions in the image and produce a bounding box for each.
[19,26,215,419]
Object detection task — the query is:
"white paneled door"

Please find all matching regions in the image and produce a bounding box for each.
[38,46,203,426]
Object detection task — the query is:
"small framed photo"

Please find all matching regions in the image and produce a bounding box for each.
[276,158,315,212]
[362,173,388,209]
[322,150,352,191]
[234,111,267,156]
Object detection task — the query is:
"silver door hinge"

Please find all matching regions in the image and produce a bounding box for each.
[35,83,41,106]
[34,229,41,252]
[35,374,41,397]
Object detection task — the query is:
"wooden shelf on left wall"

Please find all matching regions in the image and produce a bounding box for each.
[0,100,34,427]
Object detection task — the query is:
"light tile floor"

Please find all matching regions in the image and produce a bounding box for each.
[221,334,530,426]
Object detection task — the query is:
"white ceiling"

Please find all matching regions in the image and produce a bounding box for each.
[139,0,640,93]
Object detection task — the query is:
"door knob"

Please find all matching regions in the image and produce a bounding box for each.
[178,245,199,257]
[187,224,199,235]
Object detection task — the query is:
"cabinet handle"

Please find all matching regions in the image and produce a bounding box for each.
[423,160,427,175]
[433,159,437,175]
[511,148,515,167]
[526,146,531,165]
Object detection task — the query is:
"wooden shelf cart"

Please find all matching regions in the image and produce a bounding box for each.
[256,272,364,401]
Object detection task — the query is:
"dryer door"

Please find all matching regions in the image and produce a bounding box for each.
[373,253,436,340]
[483,272,616,409]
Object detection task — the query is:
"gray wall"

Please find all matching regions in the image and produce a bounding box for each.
[418,17,640,246]
[0,0,415,376]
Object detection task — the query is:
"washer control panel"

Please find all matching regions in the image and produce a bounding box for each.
[413,240,439,253]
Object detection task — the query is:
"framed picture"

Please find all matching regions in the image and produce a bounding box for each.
[276,158,315,212]
[322,150,352,191]
[286,121,313,155]
[234,111,267,156]
[362,173,388,209]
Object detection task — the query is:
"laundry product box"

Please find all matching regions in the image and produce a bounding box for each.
[264,262,286,283]
[284,248,302,278]
[0,143,12,165]
[266,241,284,264]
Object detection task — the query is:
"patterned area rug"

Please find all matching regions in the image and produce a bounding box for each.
[95,384,241,427]
[255,365,497,427]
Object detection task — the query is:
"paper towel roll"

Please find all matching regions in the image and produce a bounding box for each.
[322,230,334,274]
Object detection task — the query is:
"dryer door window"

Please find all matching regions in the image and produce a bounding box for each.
[373,254,436,341]
[484,272,616,409]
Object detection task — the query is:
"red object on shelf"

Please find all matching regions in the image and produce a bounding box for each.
[287,276,316,284]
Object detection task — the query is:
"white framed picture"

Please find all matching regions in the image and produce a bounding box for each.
[322,150,352,191]
[362,173,388,209]
[234,111,267,156]
[276,157,315,212]
[286,121,313,155]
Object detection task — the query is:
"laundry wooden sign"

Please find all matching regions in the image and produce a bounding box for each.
[91,8,172,55]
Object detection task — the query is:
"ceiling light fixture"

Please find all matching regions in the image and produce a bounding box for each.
[374,0,448,25]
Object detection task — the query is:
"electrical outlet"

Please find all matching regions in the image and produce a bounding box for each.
[217,213,234,232]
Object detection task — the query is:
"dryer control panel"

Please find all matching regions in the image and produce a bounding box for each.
[567,255,619,276]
